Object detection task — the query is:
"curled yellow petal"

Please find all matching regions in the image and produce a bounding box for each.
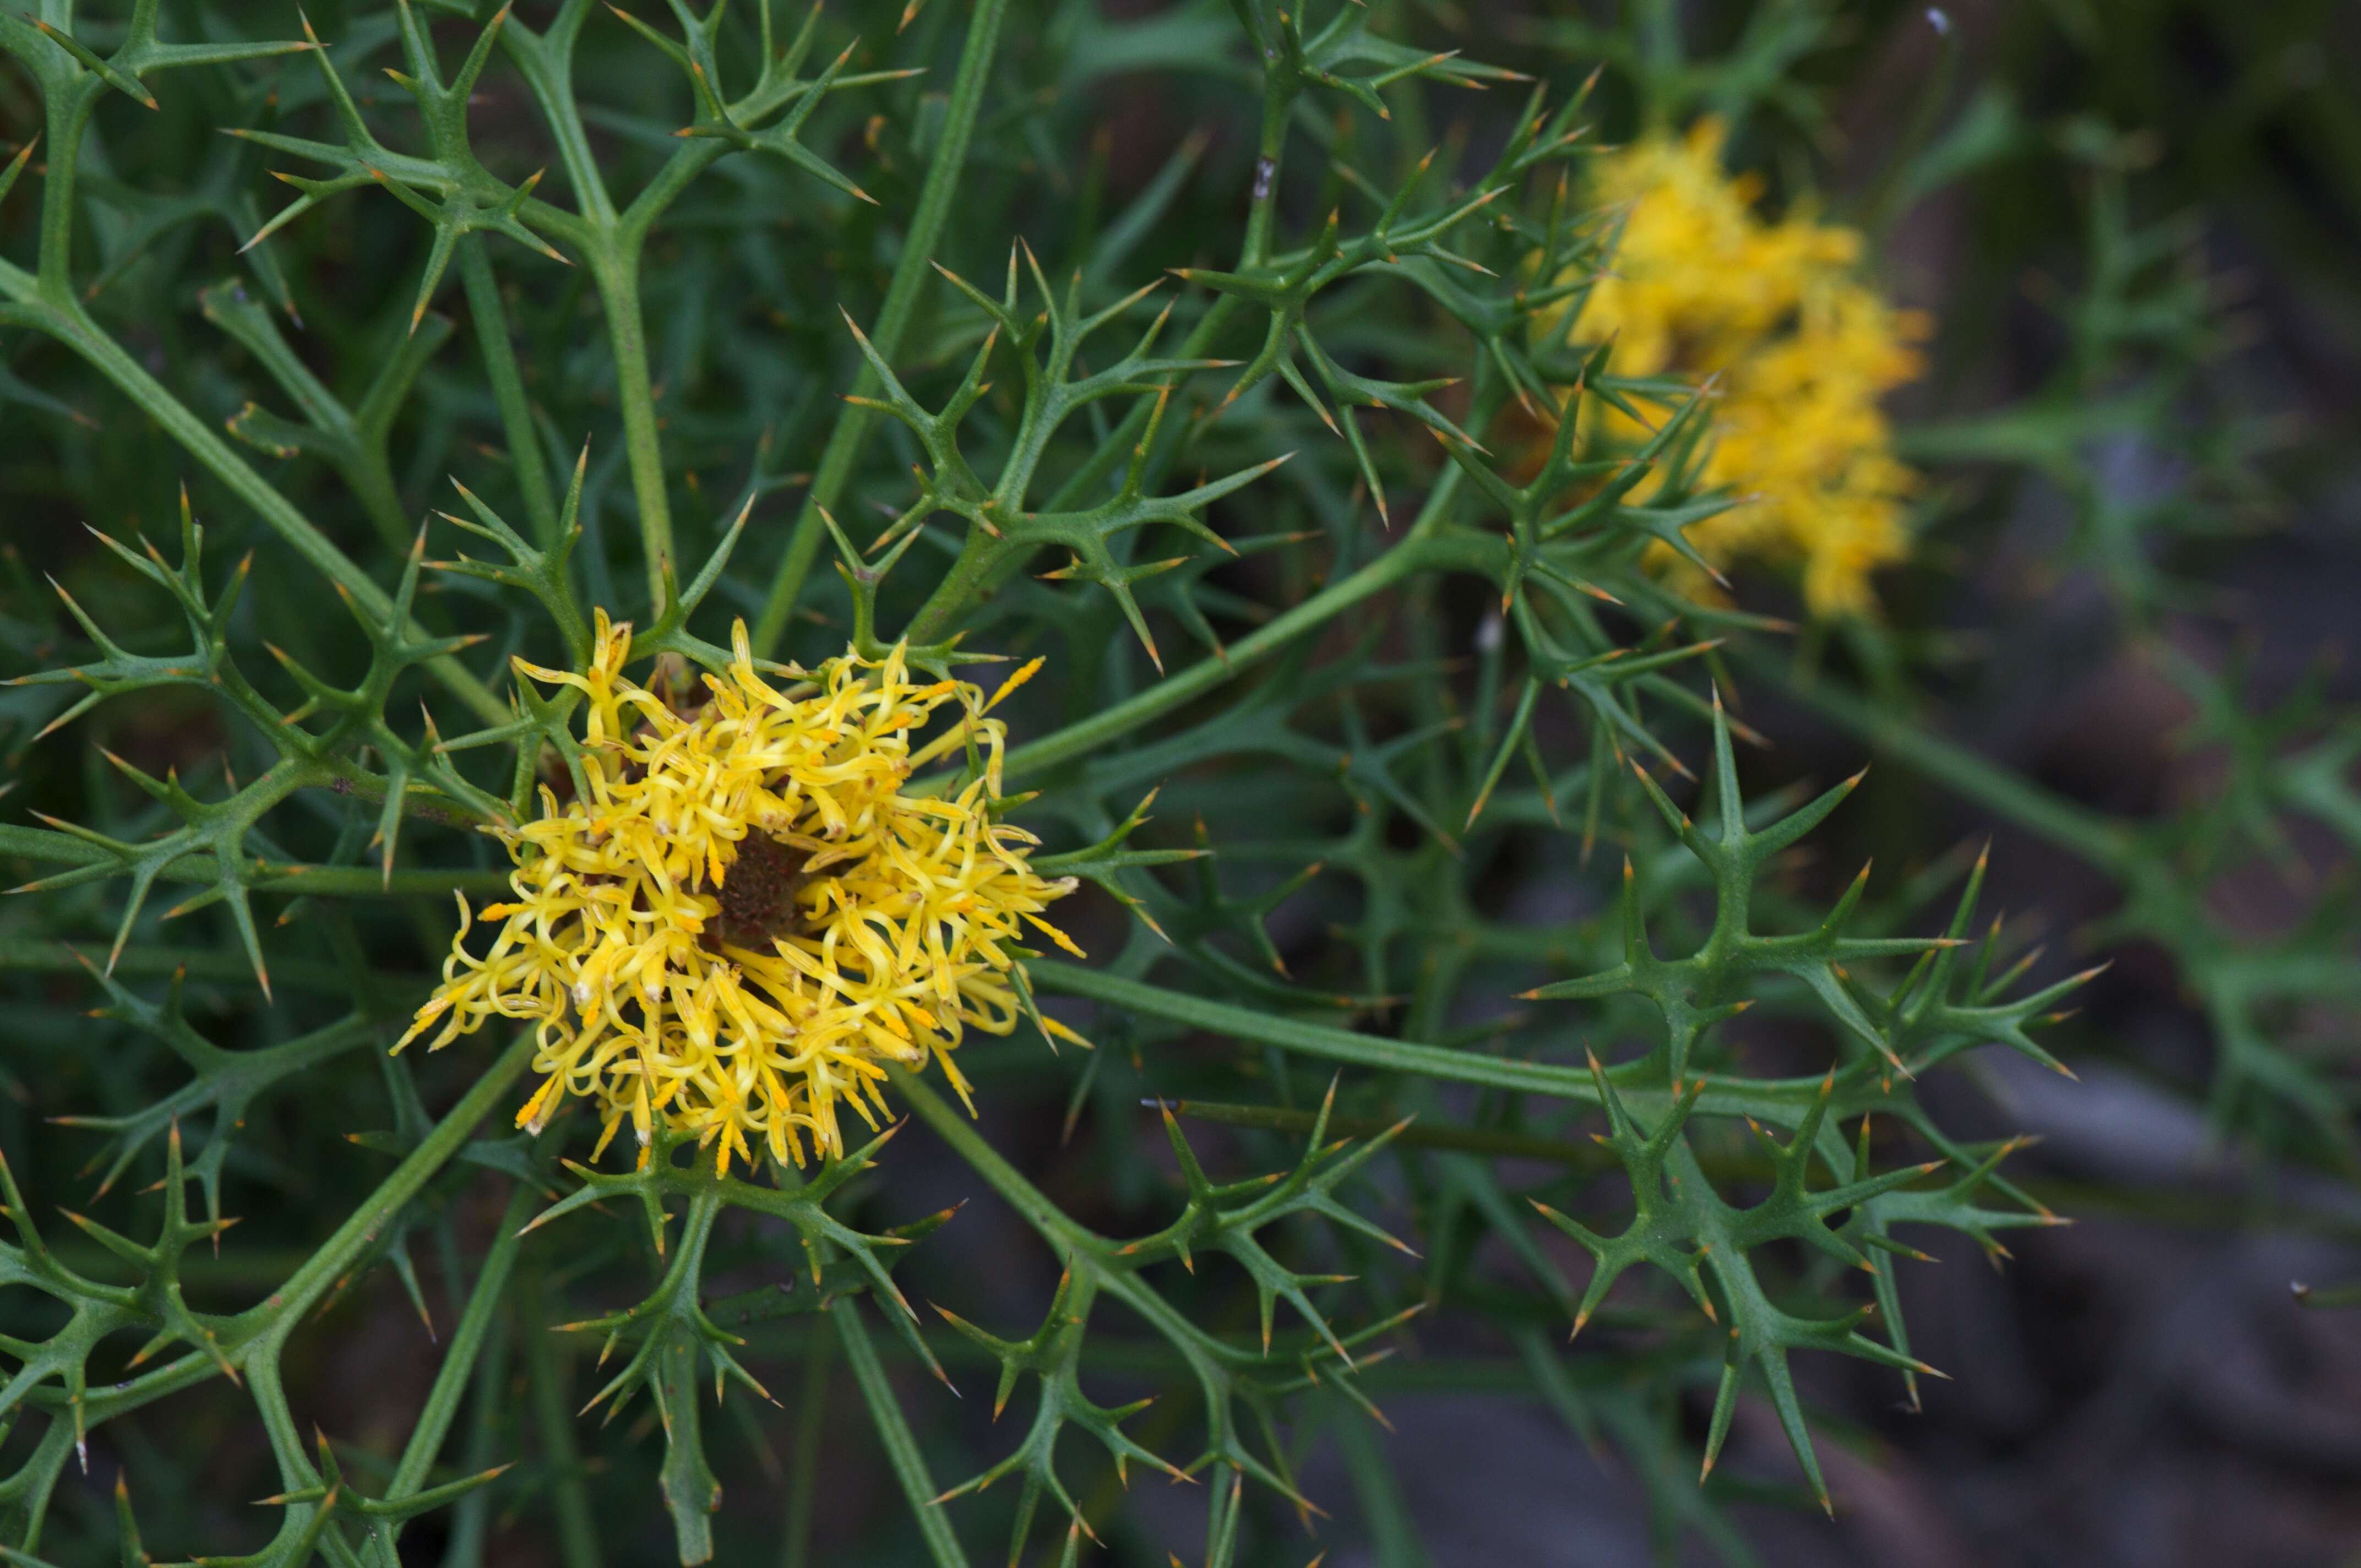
[1543,119,1925,618]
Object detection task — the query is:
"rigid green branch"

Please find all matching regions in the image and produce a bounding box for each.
[888,1064,1419,1565]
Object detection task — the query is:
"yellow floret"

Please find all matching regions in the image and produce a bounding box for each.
[1558,119,1929,616]
[397,611,1082,1172]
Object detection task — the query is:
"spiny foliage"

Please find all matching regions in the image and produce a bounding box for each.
[0,1,2347,1566]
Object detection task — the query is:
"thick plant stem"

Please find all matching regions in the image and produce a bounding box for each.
[0,824,509,896]
[520,1263,605,1568]
[378,1182,538,1558]
[434,1305,516,1568]
[0,940,355,992]
[993,538,1434,780]
[460,240,561,546]
[492,3,736,613]
[1239,55,1293,268]
[591,247,675,611]
[1022,963,1859,1133]
[749,0,1013,658]
[0,297,509,727]
[976,482,1481,786]
[835,1300,971,1568]
[45,1038,538,1559]
[1027,960,1604,1102]
[883,1065,1099,1256]
[252,1036,537,1336]
[777,1331,836,1568]
[901,527,1006,649]
[889,42,1301,649]
[2,57,503,729]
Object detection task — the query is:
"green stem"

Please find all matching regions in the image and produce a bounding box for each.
[444,1332,521,1567]
[777,1329,836,1568]
[519,1262,605,1568]
[459,240,561,546]
[435,1305,515,1568]
[43,1039,533,1552]
[1240,57,1294,268]
[887,35,1302,649]
[0,940,358,993]
[1025,963,1992,1133]
[1331,1393,1429,1568]
[884,1063,1100,1254]
[497,7,620,234]
[242,1353,319,1513]
[241,1035,536,1341]
[382,1181,539,1556]
[976,504,1482,787]
[0,296,509,728]
[499,8,744,612]
[0,824,509,897]
[749,0,1013,657]
[882,1063,1263,1413]
[834,1299,970,1568]
[901,529,1010,648]
[30,73,100,290]
[1168,1098,1613,1169]
[1029,960,1604,1101]
[591,245,674,611]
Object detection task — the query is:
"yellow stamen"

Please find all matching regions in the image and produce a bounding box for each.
[402,620,1082,1164]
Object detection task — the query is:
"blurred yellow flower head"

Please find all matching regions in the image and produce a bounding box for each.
[398,613,1081,1172]
[1569,119,1929,616]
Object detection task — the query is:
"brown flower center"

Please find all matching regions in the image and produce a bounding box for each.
[708,833,813,950]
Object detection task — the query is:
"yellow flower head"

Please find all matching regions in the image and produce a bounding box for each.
[398,612,1082,1172]
[1564,119,1930,616]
